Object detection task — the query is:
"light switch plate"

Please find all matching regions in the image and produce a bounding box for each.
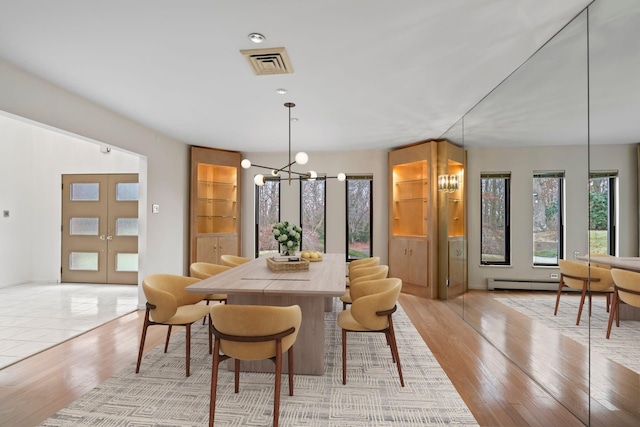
[152,204,160,214]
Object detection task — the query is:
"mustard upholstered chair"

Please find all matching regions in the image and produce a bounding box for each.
[338,277,404,387]
[189,262,231,324]
[220,254,251,268]
[136,274,211,377]
[607,268,640,338]
[340,265,389,309]
[346,257,380,287]
[555,259,614,326]
[209,304,302,427]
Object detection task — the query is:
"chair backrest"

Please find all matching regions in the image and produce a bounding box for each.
[220,255,251,267]
[558,259,614,291]
[210,304,302,360]
[348,257,380,274]
[610,268,640,307]
[142,274,203,322]
[189,262,231,279]
[350,278,402,331]
[350,265,389,287]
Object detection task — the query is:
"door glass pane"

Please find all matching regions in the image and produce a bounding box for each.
[116,253,138,272]
[116,183,139,201]
[70,183,99,201]
[69,218,99,235]
[116,218,139,236]
[69,252,99,270]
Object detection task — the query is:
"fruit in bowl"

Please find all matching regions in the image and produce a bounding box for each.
[301,250,323,261]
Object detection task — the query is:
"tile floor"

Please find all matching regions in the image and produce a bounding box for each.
[0,282,139,369]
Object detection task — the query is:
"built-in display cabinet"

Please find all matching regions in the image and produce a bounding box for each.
[190,146,241,265]
[388,140,466,299]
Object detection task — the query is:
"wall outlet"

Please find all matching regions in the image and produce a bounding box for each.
[550,273,559,279]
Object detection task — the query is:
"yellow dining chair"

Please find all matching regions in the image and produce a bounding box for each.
[209,304,302,427]
[607,268,640,338]
[136,274,211,377]
[346,257,380,287]
[189,262,231,324]
[220,254,251,267]
[555,259,614,325]
[340,265,389,309]
[338,277,404,386]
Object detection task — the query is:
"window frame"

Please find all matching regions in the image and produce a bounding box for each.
[299,176,327,253]
[345,174,373,262]
[480,173,511,266]
[254,176,281,258]
[589,172,617,256]
[532,171,564,267]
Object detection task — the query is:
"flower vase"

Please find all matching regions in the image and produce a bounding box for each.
[282,246,298,256]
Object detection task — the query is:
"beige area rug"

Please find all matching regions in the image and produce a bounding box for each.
[495,292,640,374]
[41,301,478,426]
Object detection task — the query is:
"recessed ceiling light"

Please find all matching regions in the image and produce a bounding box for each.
[276,88,287,94]
[248,33,266,43]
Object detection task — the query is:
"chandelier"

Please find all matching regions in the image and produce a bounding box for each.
[241,102,346,185]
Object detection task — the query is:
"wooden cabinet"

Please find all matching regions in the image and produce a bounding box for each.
[190,146,241,265]
[388,142,437,298]
[437,140,467,299]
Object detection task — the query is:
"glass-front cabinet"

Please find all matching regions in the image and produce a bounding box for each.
[190,146,241,265]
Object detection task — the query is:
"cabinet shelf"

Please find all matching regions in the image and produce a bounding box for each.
[197,215,237,219]
[395,178,428,185]
[394,198,428,203]
[198,180,236,187]
[198,198,236,203]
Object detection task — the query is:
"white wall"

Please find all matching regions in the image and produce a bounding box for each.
[467,143,638,289]
[0,58,189,305]
[240,150,388,264]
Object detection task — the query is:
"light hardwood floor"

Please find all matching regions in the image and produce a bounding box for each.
[0,292,595,427]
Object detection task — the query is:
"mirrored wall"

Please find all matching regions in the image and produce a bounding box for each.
[441,0,640,424]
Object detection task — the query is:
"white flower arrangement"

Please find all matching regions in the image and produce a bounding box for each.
[272,221,302,255]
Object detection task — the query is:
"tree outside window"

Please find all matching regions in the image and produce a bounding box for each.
[346,175,373,260]
[300,178,326,252]
[481,174,510,265]
[255,178,280,257]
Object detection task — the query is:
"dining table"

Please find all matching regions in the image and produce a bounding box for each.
[186,253,347,375]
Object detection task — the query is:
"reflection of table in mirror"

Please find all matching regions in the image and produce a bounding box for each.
[186,253,346,375]
[577,256,640,320]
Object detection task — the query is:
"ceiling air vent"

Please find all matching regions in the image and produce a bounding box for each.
[240,47,294,76]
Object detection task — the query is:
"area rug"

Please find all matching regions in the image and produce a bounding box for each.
[495,293,640,374]
[41,301,478,426]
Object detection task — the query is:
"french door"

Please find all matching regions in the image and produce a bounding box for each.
[61,174,139,284]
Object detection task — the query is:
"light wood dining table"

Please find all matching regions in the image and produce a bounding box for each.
[186,253,346,375]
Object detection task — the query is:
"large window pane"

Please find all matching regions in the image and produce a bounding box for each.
[533,172,564,266]
[346,175,373,261]
[589,173,617,255]
[481,174,510,265]
[300,178,326,252]
[255,178,280,256]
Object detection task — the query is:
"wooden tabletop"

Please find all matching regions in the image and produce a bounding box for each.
[186,253,347,296]
[576,255,640,272]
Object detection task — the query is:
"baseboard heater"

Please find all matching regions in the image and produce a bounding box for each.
[487,278,558,291]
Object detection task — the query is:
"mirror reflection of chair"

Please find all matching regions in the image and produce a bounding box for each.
[340,265,389,309]
[555,260,614,325]
[189,262,231,324]
[136,274,211,377]
[220,254,251,268]
[606,268,640,339]
[208,304,302,427]
[338,277,404,387]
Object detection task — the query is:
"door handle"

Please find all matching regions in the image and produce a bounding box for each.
[100,235,106,241]
[107,235,113,241]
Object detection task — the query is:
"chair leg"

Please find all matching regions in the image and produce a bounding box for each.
[273,340,283,427]
[164,325,172,353]
[554,279,563,315]
[342,328,347,385]
[209,340,221,427]
[185,323,191,377]
[606,290,618,339]
[387,316,404,387]
[288,346,294,396]
[234,359,240,393]
[576,282,588,325]
[135,312,150,374]
[606,293,611,312]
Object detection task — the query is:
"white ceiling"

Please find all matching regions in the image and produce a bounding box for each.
[0,0,596,152]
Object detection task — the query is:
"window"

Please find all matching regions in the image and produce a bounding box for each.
[589,172,617,256]
[481,173,511,265]
[346,175,373,261]
[533,171,564,266]
[255,178,280,257]
[300,177,326,252]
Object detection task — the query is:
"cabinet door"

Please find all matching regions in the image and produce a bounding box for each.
[216,236,238,262]
[448,238,466,297]
[389,238,409,284]
[407,239,428,288]
[196,236,219,264]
